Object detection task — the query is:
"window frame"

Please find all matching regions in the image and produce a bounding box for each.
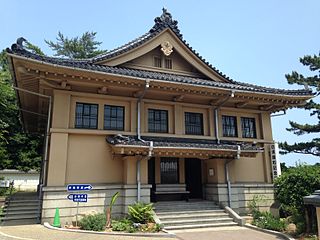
[75,102,98,129]
[241,117,257,138]
[164,58,172,69]
[184,112,204,135]
[104,105,125,131]
[160,157,179,184]
[148,109,169,133]
[222,115,238,137]
[153,56,162,68]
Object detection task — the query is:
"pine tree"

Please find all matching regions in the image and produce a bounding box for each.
[279,53,320,157]
[45,31,106,59]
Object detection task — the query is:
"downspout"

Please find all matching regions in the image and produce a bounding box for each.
[136,80,153,202]
[214,91,235,144]
[225,145,241,207]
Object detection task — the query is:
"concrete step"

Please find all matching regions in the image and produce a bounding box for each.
[2,210,40,216]
[161,217,234,227]
[3,206,39,212]
[1,214,39,221]
[0,219,39,226]
[158,212,229,220]
[6,199,39,203]
[156,209,225,215]
[164,222,238,230]
[5,202,39,208]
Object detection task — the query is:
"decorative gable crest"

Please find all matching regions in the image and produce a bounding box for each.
[150,8,182,38]
[161,41,173,56]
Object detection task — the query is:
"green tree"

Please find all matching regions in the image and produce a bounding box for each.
[279,53,320,157]
[274,164,320,233]
[45,31,106,59]
[0,31,106,171]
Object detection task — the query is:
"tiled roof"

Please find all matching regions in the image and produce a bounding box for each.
[106,135,263,152]
[7,41,312,96]
[89,8,238,82]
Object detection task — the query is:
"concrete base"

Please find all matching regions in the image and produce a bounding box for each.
[204,183,275,214]
[41,184,151,225]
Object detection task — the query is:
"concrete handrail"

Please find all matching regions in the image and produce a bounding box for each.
[224,206,245,226]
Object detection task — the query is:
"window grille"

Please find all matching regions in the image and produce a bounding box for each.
[154,56,162,68]
[160,158,179,184]
[104,105,124,131]
[75,103,98,129]
[185,112,204,135]
[222,115,237,137]
[165,58,172,69]
[241,117,257,138]
[148,109,168,133]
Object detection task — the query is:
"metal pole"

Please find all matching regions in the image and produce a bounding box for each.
[225,161,232,207]
[137,158,141,202]
[214,108,220,144]
[76,202,79,227]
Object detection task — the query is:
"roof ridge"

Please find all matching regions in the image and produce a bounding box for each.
[7,43,312,96]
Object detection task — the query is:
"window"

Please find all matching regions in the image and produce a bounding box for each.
[160,158,179,184]
[75,103,98,129]
[241,117,257,138]
[153,56,162,68]
[148,109,168,133]
[164,58,172,69]
[222,115,237,137]
[185,112,204,135]
[104,105,124,131]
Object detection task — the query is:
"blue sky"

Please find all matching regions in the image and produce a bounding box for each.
[1,0,319,165]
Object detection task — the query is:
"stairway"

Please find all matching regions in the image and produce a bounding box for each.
[0,192,41,226]
[154,200,237,230]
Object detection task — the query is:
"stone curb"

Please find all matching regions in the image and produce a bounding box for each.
[245,223,295,240]
[44,222,176,238]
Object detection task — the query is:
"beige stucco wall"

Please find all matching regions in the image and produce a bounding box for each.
[47,90,275,188]
[66,135,123,184]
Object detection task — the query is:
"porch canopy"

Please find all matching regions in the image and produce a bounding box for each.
[106,135,263,159]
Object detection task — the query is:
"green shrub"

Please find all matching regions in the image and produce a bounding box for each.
[274,164,320,213]
[252,211,287,232]
[79,213,106,231]
[112,218,136,232]
[128,202,154,224]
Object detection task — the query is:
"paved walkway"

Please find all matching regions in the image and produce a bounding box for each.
[173,226,284,240]
[0,224,284,240]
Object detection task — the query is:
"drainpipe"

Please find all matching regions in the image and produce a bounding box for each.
[225,145,241,207]
[213,91,235,144]
[136,80,153,202]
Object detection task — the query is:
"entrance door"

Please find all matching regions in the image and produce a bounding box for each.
[148,157,155,202]
[185,158,202,199]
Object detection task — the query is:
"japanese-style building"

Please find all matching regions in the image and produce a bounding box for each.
[7,9,313,225]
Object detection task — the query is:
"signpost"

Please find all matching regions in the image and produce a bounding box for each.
[67,184,92,226]
[67,184,92,191]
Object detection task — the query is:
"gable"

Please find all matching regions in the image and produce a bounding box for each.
[120,43,207,78]
[98,29,226,82]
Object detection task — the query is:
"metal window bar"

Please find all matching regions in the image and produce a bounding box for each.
[222,115,237,137]
[104,105,124,131]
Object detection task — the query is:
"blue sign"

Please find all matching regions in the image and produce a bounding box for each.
[67,194,88,202]
[67,184,92,192]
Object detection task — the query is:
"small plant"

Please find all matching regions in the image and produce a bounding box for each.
[248,194,266,217]
[112,218,136,233]
[79,213,106,231]
[252,211,287,232]
[128,202,154,224]
[106,192,119,228]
